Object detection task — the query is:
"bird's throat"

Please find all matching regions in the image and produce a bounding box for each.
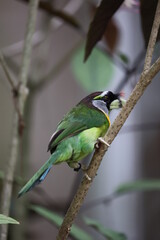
[92,100,111,126]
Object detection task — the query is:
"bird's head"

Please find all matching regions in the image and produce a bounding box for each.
[93,91,126,111]
[79,91,126,114]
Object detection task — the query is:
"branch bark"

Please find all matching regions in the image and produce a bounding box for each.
[0,1,39,240]
[56,1,160,239]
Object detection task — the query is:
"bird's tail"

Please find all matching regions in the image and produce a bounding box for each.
[18,151,60,198]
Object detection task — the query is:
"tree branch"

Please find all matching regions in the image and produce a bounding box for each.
[57,58,160,240]
[0,51,24,132]
[56,1,160,238]
[0,1,39,240]
[143,0,160,72]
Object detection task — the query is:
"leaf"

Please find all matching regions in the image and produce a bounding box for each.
[84,217,127,240]
[0,214,19,225]
[115,179,160,195]
[31,205,92,240]
[104,19,120,53]
[71,45,114,92]
[140,0,160,46]
[84,0,124,61]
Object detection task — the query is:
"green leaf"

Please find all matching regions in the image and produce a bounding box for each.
[0,214,19,225]
[84,217,127,240]
[115,179,160,195]
[71,45,114,92]
[84,0,124,61]
[31,205,92,240]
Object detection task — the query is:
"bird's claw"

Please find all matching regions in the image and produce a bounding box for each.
[94,141,99,149]
[74,163,88,172]
[74,163,81,172]
[80,165,91,180]
[84,173,92,181]
[73,163,91,180]
[98,137,110,147]
[81,164,88,171]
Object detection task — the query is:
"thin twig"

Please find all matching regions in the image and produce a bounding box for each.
[0,114,19,240]
[56,1,160,237]
[18,0,81,29]
[18,0,40,134]
[0,1,39,240]
[0,51,24,128]
[0,52,15,89]
[19,0,39,94]
[143,0,160,72]
[115,50,145,92]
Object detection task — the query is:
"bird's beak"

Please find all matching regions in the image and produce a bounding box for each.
[109,97,126,110]
[93,95,101,100]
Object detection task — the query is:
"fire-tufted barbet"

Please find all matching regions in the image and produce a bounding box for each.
[18,91,126,197]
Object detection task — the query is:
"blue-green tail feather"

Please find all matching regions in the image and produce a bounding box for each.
[18,151,60,198]
[23,166,52,194]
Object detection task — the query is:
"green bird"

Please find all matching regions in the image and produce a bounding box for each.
[18,91,125,197]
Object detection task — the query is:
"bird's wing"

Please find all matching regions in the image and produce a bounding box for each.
[47,104,107,152]
[47,122,87,152]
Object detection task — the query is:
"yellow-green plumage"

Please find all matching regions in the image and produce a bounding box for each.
[56,124,108,165]
[18,91,125,198]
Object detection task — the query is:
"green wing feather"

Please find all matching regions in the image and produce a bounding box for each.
[49,123,87,150]
[48,103,108,152]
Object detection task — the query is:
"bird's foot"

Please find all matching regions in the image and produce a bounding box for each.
[84,173,92,181]
[73,163,91,180]
[74,163,81,172]
[81,164,88,171]
[98,137,110,147]
[81,165,91,181]
[94,141,99,149]
[74,163,88,172]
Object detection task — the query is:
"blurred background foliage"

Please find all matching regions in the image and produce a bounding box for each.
[0,0,160,240]
[71,46,114,92]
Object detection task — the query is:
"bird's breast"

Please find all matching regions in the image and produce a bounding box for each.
[55,124,109,164]
[78,124,108,152]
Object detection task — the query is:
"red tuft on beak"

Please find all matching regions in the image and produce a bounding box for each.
[119,91,125,97]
